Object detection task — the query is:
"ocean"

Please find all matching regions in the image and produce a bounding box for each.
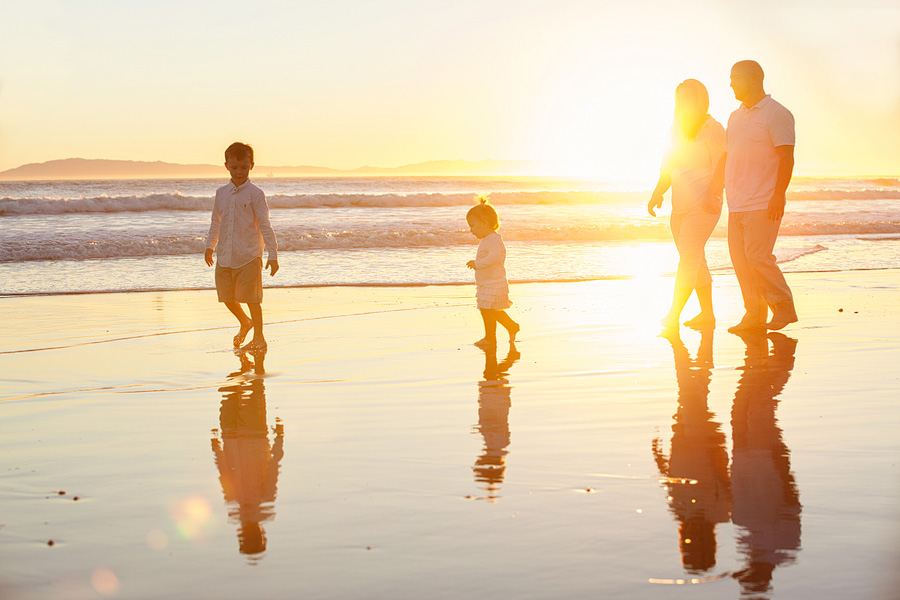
[1,175,899,296]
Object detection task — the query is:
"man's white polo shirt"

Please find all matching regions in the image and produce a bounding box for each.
[725,95,795,213]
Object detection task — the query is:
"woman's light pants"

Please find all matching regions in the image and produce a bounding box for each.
[670,209,720,291]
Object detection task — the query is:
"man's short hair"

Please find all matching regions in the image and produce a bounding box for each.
[733,60,764,82]
[225,142,254,163]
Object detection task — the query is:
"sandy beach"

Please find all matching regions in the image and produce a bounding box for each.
[1,271,899,599]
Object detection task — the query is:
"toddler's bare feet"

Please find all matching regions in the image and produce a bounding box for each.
[508,322,520,341]
[474,337,497,349]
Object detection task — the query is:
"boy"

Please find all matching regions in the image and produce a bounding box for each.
[205,142,279,351]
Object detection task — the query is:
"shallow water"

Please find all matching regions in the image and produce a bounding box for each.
[1,276,898,599]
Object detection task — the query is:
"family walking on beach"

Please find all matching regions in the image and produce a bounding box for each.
[204,59,797,351]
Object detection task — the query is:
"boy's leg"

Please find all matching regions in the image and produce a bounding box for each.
[233,258,266,350]
[224,301,250,324]
[494,310,520,340]
[243,303,267,349]
[223,302,253,348]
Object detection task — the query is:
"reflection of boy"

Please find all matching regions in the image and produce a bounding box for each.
[205,142,278,350]
[211,366,284,559]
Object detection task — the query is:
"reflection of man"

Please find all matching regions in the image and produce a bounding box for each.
[472,342,520,502]
[717,60,798,333]
[653,328,731,573]
[211,351,283,560]
[730,332,801,598]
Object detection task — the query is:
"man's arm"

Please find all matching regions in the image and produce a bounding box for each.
[768,145,794,221]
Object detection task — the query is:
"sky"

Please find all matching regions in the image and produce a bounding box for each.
[1,0,899,179]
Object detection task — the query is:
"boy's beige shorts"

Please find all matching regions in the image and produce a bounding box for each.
[215,258,263,304]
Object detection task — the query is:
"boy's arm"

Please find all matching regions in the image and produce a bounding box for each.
[252,190,279,275]
[205,194,221,266]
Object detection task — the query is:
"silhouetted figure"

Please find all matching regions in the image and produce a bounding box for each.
[472,342,520,502]
[653,327,731,573]
[648,79,725,330]
[711,61,798,333]
[466,195,520,348]
[730,331,801,598]
[211,350,283,561]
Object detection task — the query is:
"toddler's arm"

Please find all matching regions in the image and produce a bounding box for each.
[474,238,502,269]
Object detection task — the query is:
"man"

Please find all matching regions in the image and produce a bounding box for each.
[715,60,798,332]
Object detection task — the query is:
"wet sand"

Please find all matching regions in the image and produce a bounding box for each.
[1,271,899,599]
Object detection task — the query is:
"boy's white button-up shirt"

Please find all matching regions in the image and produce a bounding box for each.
[206,180,278,268]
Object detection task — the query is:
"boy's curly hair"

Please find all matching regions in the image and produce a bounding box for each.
[225,142,254,163]
[466,194,500,231]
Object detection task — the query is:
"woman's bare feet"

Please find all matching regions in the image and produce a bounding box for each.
[660,313,680,330]
[683,313,716,329]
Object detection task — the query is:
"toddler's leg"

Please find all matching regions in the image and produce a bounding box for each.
[494,310,520,341]
[476,309,498,347]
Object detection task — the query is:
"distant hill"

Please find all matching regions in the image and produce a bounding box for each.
[0,158,545,180]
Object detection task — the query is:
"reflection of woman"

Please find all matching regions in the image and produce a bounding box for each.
[648,79,725,329]
[652,328,731,573]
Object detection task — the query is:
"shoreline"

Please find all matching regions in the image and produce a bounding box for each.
[3,264,899,299]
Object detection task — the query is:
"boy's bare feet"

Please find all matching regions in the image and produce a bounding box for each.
[474,337,497,349]
[233,321,253,348]
[241,337,267,351]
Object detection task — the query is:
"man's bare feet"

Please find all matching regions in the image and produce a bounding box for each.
[233,321,253,348]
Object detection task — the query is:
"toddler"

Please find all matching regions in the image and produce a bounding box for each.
[466,195,519,347]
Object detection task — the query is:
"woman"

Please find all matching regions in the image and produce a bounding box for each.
[649,79,725,329]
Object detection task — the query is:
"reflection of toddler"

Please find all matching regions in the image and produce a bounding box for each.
[465,195,519,347]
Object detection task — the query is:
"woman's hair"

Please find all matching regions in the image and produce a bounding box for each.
[673,79,710,141]
[466,194,500,231]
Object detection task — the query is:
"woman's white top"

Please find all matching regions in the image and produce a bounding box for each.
[662,117,726,214]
